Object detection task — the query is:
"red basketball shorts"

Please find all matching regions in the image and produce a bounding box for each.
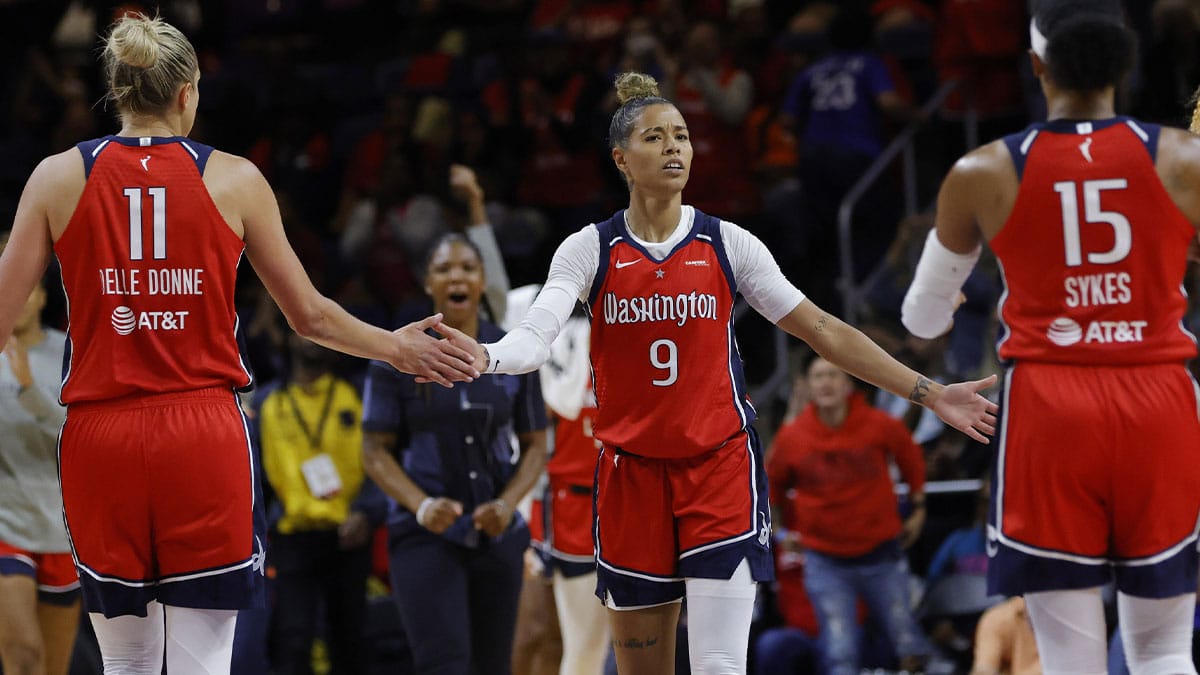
[989,362,1200,598]
[594,428,774,608]
[0,540,80,604]
[542,476,595,578]
[60,387,265,617]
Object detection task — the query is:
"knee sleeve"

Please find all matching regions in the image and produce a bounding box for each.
[685,559,757,675]
[1025,588,1108,675]
[89,601,165,675]
[1117,592,1197,675]
[554,571,609,675]
[164,606,237,675]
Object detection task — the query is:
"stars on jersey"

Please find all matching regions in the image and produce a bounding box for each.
[655,269,664,279]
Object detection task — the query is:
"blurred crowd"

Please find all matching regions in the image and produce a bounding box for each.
[4,0,1200,673]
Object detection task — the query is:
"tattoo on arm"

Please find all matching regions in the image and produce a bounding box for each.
[909,376,931,404]
[814,314,829,333]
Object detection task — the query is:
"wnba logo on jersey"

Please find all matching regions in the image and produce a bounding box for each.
[110,305,191,334]
[602,291,719,327]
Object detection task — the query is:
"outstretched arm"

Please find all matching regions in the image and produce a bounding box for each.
[778,300,998,443]
[228,154,478,386]
[718,218,996,441]
[445,227,596,376]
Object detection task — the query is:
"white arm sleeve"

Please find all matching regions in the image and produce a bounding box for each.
[901,229,981,339]
[721,220,806,323]
[483,227,598,374]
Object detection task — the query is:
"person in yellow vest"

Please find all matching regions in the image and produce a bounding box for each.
[257,330,386,675]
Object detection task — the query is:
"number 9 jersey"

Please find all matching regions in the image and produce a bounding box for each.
[586,210,751,459]
[55,136,252,404]
[993,117,1198,366]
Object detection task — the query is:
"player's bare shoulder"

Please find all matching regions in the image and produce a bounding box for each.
[201,150,271,236]
[203,150,267,193]
[1154,127,1200,224]
[947,139,1016,188]
[31,147,87,239]
[939,139,1018,238]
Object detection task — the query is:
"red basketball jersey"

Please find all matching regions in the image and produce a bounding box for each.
[586,210,753,459]
[54,136,251,403]
[548,401,600,486]
[991,118,1197,365]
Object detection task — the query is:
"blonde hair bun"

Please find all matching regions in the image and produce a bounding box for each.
[106,13,163,69]
[102,12,197,117]
[614,72,661,106]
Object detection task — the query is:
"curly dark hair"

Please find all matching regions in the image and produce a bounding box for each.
[1033,0,1134,91]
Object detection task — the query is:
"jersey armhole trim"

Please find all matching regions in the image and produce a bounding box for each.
[587,217,618,307]
[76,137,114,178]
[700,212,737,298]
[1001,127,1039,182]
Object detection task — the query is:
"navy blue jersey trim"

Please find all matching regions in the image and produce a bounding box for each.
[1039,116,1135,134]
[76,137,113,178]
[104,135,217,174]
[1005,117,1161,181]
[1124,119,1160,163]
[697,210,738,298]
[1001,126,1038,182]
[587,213,621,307]
[177,139,216,174]
[615,208,700,263]
[1040,116,1160,162]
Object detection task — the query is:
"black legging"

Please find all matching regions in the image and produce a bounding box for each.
[270,529,371,675]
[388,526,529,675]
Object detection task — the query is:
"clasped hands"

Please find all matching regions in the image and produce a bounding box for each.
[416,496,514,538]
[393,314,488,387]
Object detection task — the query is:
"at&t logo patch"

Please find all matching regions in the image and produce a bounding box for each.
[110,306,190,334]
[1046,316,1148,346]
[1046,317,1082,346]
[111,306,136,335]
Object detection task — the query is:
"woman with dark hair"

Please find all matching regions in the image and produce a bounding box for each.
[457,71,998,675]
[902,1,1200,672]
[361,233,549,674]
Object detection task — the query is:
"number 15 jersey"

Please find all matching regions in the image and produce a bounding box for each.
[586,209,760,459]
[55,136,252,404]
[993,117,1198,366]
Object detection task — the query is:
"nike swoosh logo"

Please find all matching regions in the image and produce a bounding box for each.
[615,259,641,269]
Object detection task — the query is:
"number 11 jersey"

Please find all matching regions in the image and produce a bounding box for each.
[55,135,252,404]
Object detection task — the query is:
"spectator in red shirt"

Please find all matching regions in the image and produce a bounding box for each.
[767,355,933,675]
